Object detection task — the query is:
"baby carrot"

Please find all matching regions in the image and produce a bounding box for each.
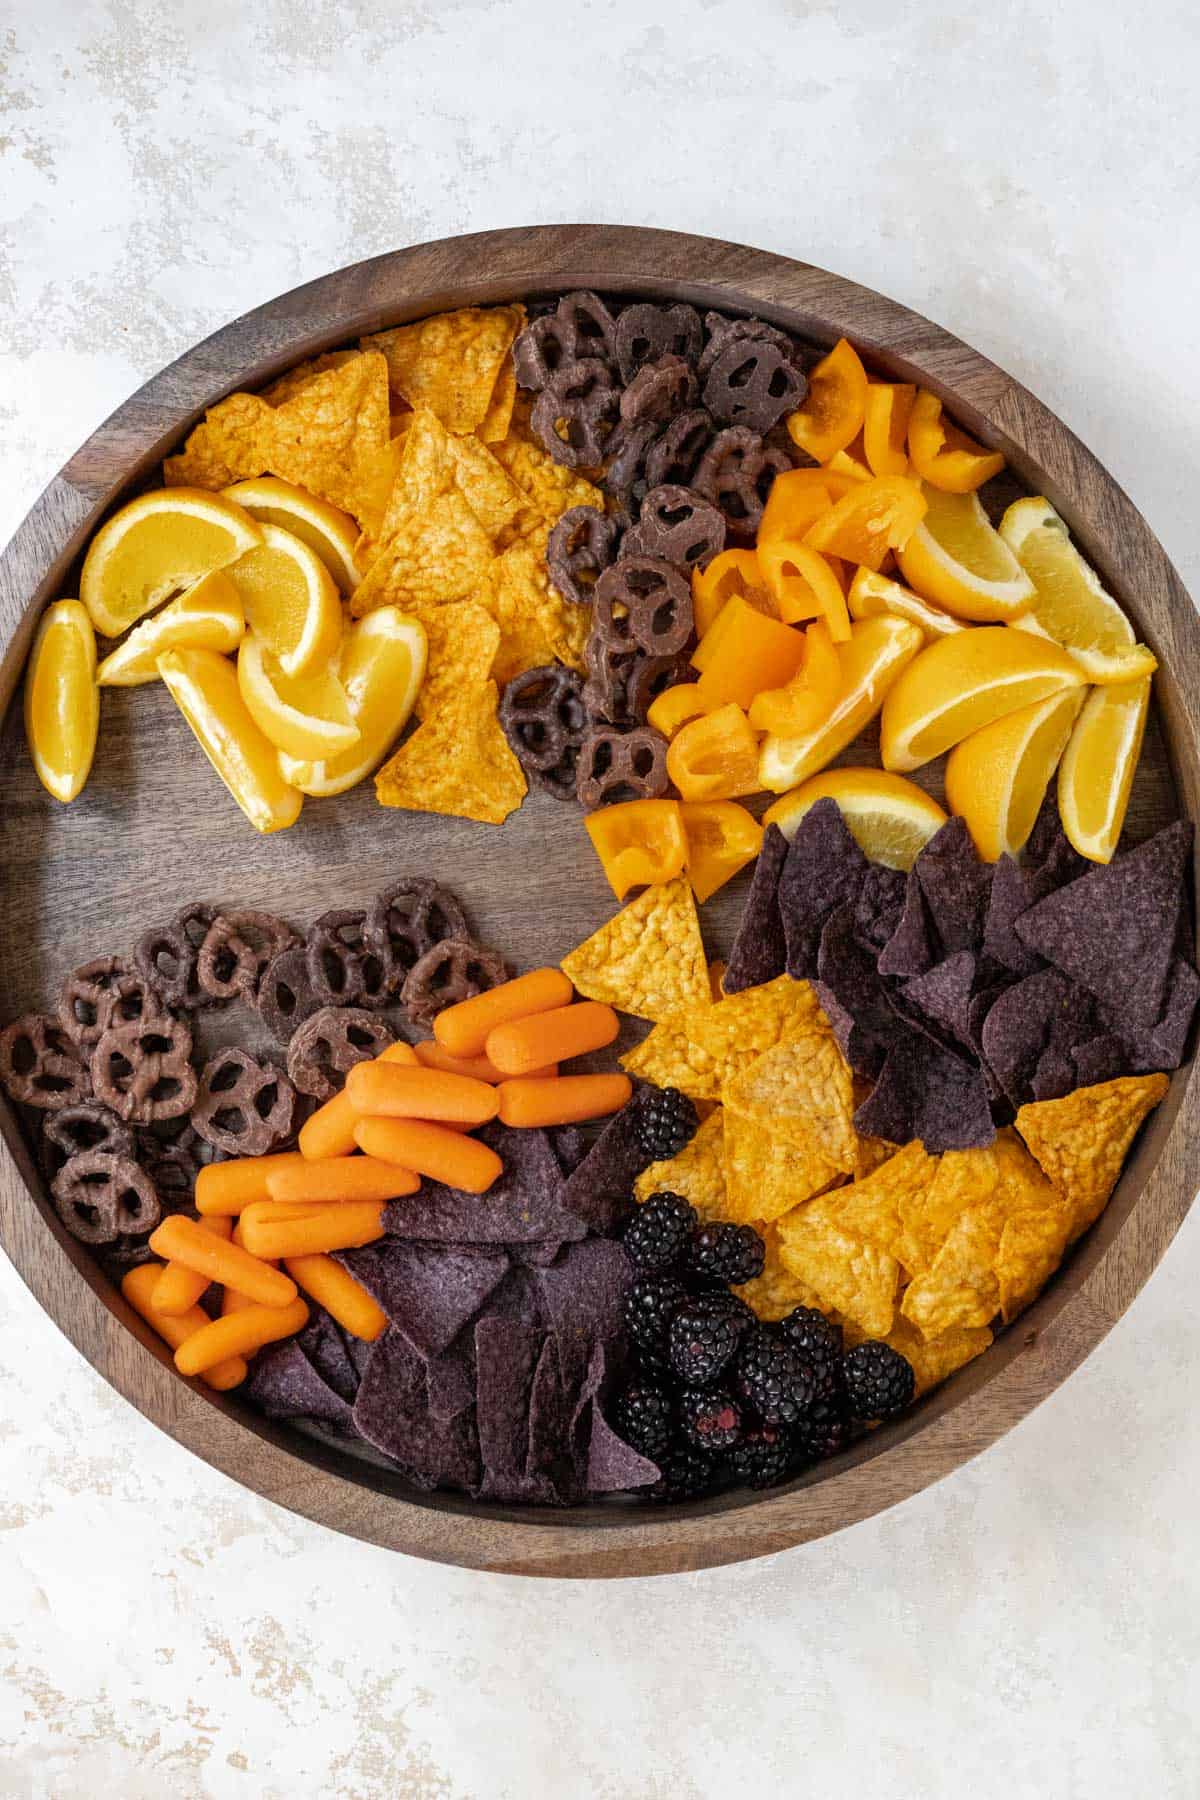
[353,1116,502,1194]
[485,1001,619,1076]
[151,1213,233,1314]
[413,1039,558,1083]
[174,1296,309,1377]
[497,1072,632,1129]
[195,1153,307,1215]
[240,1198,344,1230]
[433,967,573,1058]
[299,1040,419,1160]
[266,1156,420,1205]
[345,1061,499,1127]
[223,1219,276,1316]
[239,1201,387,1261]
[148,1214,298,1308]
[282,1253,387,1342]
[122,1264,247,1390]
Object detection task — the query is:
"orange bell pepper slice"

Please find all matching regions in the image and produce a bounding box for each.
[802,475,928,573]
[825,432,873,483]
[747,620,842,736]
[863,383,915,478]
[690,549,773,638]
[907,389,1005,492]
[785,338,869,463]
[754,537,850,641]
[665,703,761,802]
[679,801,764,903]
[583,797,688,899]
[646,681,715,739]
[693,595,807,710]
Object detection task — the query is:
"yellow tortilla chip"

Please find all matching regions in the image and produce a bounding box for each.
[560,878,708,1023]
[882,1316,992,1397]
[723,1033,857,1173]
[478,530,590,686]
[634,1108,728,1223]
[621,975,828,1102]
[854,1133,899,1180]
[896,1144,994,1276]
[445,433,526,540]
[164,391,273,490]
[478,359,518,443]
[374,679,525,824]
[828,1141,940,1271]
[489,428,604,529]
[900,1195,1006,1338]
[995,1207,1072,1325]
[258,349,363,406]
[411,601,502,721]
[1015,1074,1168,1240]
[776,1199,899,1338]
[734,1225,834,1323]
[363,305,524,435]
[722,1106,841,1226]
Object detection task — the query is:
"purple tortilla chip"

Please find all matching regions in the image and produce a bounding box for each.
[560,1085,661,1233]
[877,871,937,978]
[1016,821,1192,1028]
[475,1318,548,1502]
[903,951,976,1049]
[914,817,993,956]
[1123,956,1200,1072]
[508,1239,569,1266]
[536,1238,631,1398]
[338,1242,509,1357]
[526,1334,576,1499]
[340,1327,376,1384]
[983,855,1042,977]
[381,1121,585,1244]
[1025,794,1089,892]
[816,905,902,1066]
[724,822,789,992]
[297,1305,362,1405]
[812,978,885,1083]
[1031,1043,1075,1102]
[424,1331,477,1420]
[549,1125,589,1175]
[779,799,870,980]
[979,967,1098,1109]
[1070,1033,1129,1089]
[854,863,906,951]
[854,1035,994,1151]
[244,1339,357,1431]
[587,1401,660,1494]
[352,1327,480,1492]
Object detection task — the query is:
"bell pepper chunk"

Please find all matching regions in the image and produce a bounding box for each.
[785,338,869,463]
[755,538,851,641]
[907,389,1005,492]
[679,801,764,904]
[802,475,928,573]
[665,703,762,803]
[584,797,688,899]
[748,620,842,736]
[690,550,773,639]
[693,596,807,710]
[825,432,873,482]
[863,383,915,478]
[646,681,715,739]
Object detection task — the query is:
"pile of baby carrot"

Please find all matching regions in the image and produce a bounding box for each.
[122,968,631,1391]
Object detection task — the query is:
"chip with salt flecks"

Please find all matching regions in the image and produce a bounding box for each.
[723,1032,857,1174]
[244,1337,357,1430]
[722,1105,841,1226]
[297,1307,363,1405]
[479,528,590,685]
[561,877,709,1023]
[364,305,525,436]
[633,1106,728,1222]
[900,1195,1006,1338]
[724,823,789,993]
[733,1224,833,1322]
[880,1315,992,1396]
[561,1087,662,1234]
[375,678,526,824]
[778,797,870,980]
[982,854,1041,977]
[352,1326,481,1491]
[854,1031,995,1153]
[877,868,937,979]
[411,600,501,721]
[1015,1073,1169,1239]
[489,427,604,530]
[903,950,976,1050]
[588,1400,661,1493]
[535,1237,631,1400]
[622,974,828,1101]
[826,1140,940,1271]
[775,1199,900,1338]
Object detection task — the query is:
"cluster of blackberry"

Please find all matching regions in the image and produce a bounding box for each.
[616,1192,915,1500]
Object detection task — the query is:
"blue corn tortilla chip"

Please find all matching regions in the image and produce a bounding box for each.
[587,1400,660,1494]
[381,1121,585,1244]
[297,1306,364,1405]
[1025,793,1089,891]
[1016,821,1193,1029]
[815,905,901,1077]
[549,1125,589,1175]
[1123,957,1199,1072]
[509,1239,570,1266]
[979,967,1099,1109]
[914,817,993,956]
[526,1334,576,1499]
[902,950,976,1050]
[535,1238,631,1399]
[244,1339,358,1431]
[475,1318,550,1502]
[1031,1043,1075,1101]
[338,1242,509,1357]
[425,1331,477,1420]
[967,982,1013,1108]
[352,1326,481,1492]
[854,1034,994,1151]
[854,863,906,951]
[560,1085,661,1233]
[779,799,870,980]
[877,871,937,978]
[725,822,789,992]
[1070,1033,1130,1089]
[982,855,1042,978]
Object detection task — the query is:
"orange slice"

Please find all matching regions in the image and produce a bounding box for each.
[897,485,1036,622]
[96,570,245,686]
[999,498,1158,684]
[277,607,427,798]
[758,614,923,793]
[879,627,1087,774]
[764,768,947,870]
[80,488,262,639]
[225,522,343,678]
[157,646,303,834]
[944,687,1085,861]
[24,600,99,803]
[222,476,361,595]
[1056,675,1151,864]
[236,631,360,761]
[847,567,965,640]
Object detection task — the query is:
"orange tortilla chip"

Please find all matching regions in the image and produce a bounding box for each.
[723,1033,857,1173]
[882,1315,992,1396]
[363,306,524,436]
[489,428,604,529]
[900,1195,1006,1338]
[411,601,502,721]
[259,349,363,407]
[478,531,590,685]
[634,1108,728,1222]
[164,391,273,490]
[722,1106,840,1226]
[445,433,526,540]
[776,1199,899,1338]
[995,1207,1072,1325]
[478,358,518,443]
[374,679,525,824]
[621,975,828,1102]
[896,1144,994,1276]
[828,1141,940,1271]
[560,878,709,1023]
[734,1225,834,1322]
[1015,1074,1169,1240]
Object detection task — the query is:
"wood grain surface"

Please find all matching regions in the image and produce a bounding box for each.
[1,225,1197,1577]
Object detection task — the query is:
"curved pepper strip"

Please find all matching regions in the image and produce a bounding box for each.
[693,595,807,709]
[785,338,869,463]
[802,475,928,574]
[755,536,850,640]
[665,703,761,803]
[584,797,688,899]
[679,801,764,904]
[747,620,841,736]
[862,383,915,478]
[690,549,771,639]
[646,681,715,739]
[907,389,1005,492]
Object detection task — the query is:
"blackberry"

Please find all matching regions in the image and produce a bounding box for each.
[735,1325,816,1426]
[635,1086,698,1161]
[622,1274,687,1356]
[677,1387,743,1453]
[779,1305,843,1403]
[729,1425,794,1490]
[623,1191,697,1274]
[687,1222,765,1287]
[842,1341,915,1420]
[651,1446,719,1502]
[613,1385,673,1461]
[668,1295,748,1387]
[793,1396,849,1463]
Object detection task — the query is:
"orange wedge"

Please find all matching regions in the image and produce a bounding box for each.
[236,631,359,761]
[24,601,99,803]
[879,627,1087,774]
[999,498,1158,685]
[758,614,923,793]
[80,488,262,639]
[898,485,1036,622]
[96,570,245,686]
[944,687,1085,861]
[225,522,343,678]
[158,646,303,833]
[222,476,361,595]
[277,606,426,797]
[764,768,947,870]
[847,567,965,640]
[1056,675,1151,864]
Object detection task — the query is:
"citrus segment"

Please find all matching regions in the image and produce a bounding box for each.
[157,646,303,834]
[879,626,1087,773]
[1056,675,1151,864]
[999,497,1158,684]
[277,607,427,798]
[236,632,360,761]
[847,566,965,640]
[225,522,343,678]
[944,687,1085,861]
[758,614,924,793]
[764,768,948,870]
[785,338,869,463]
[222,476,362,595]
[906,390,1005,493]
[23,600,99,803]
[80,488,262,639]
[897,485,1035,622]
[95,570,245,686]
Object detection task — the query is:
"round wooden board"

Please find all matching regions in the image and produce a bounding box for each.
[1,225,1198,1578]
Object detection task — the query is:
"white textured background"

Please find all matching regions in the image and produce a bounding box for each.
[3,3,1200,1795]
